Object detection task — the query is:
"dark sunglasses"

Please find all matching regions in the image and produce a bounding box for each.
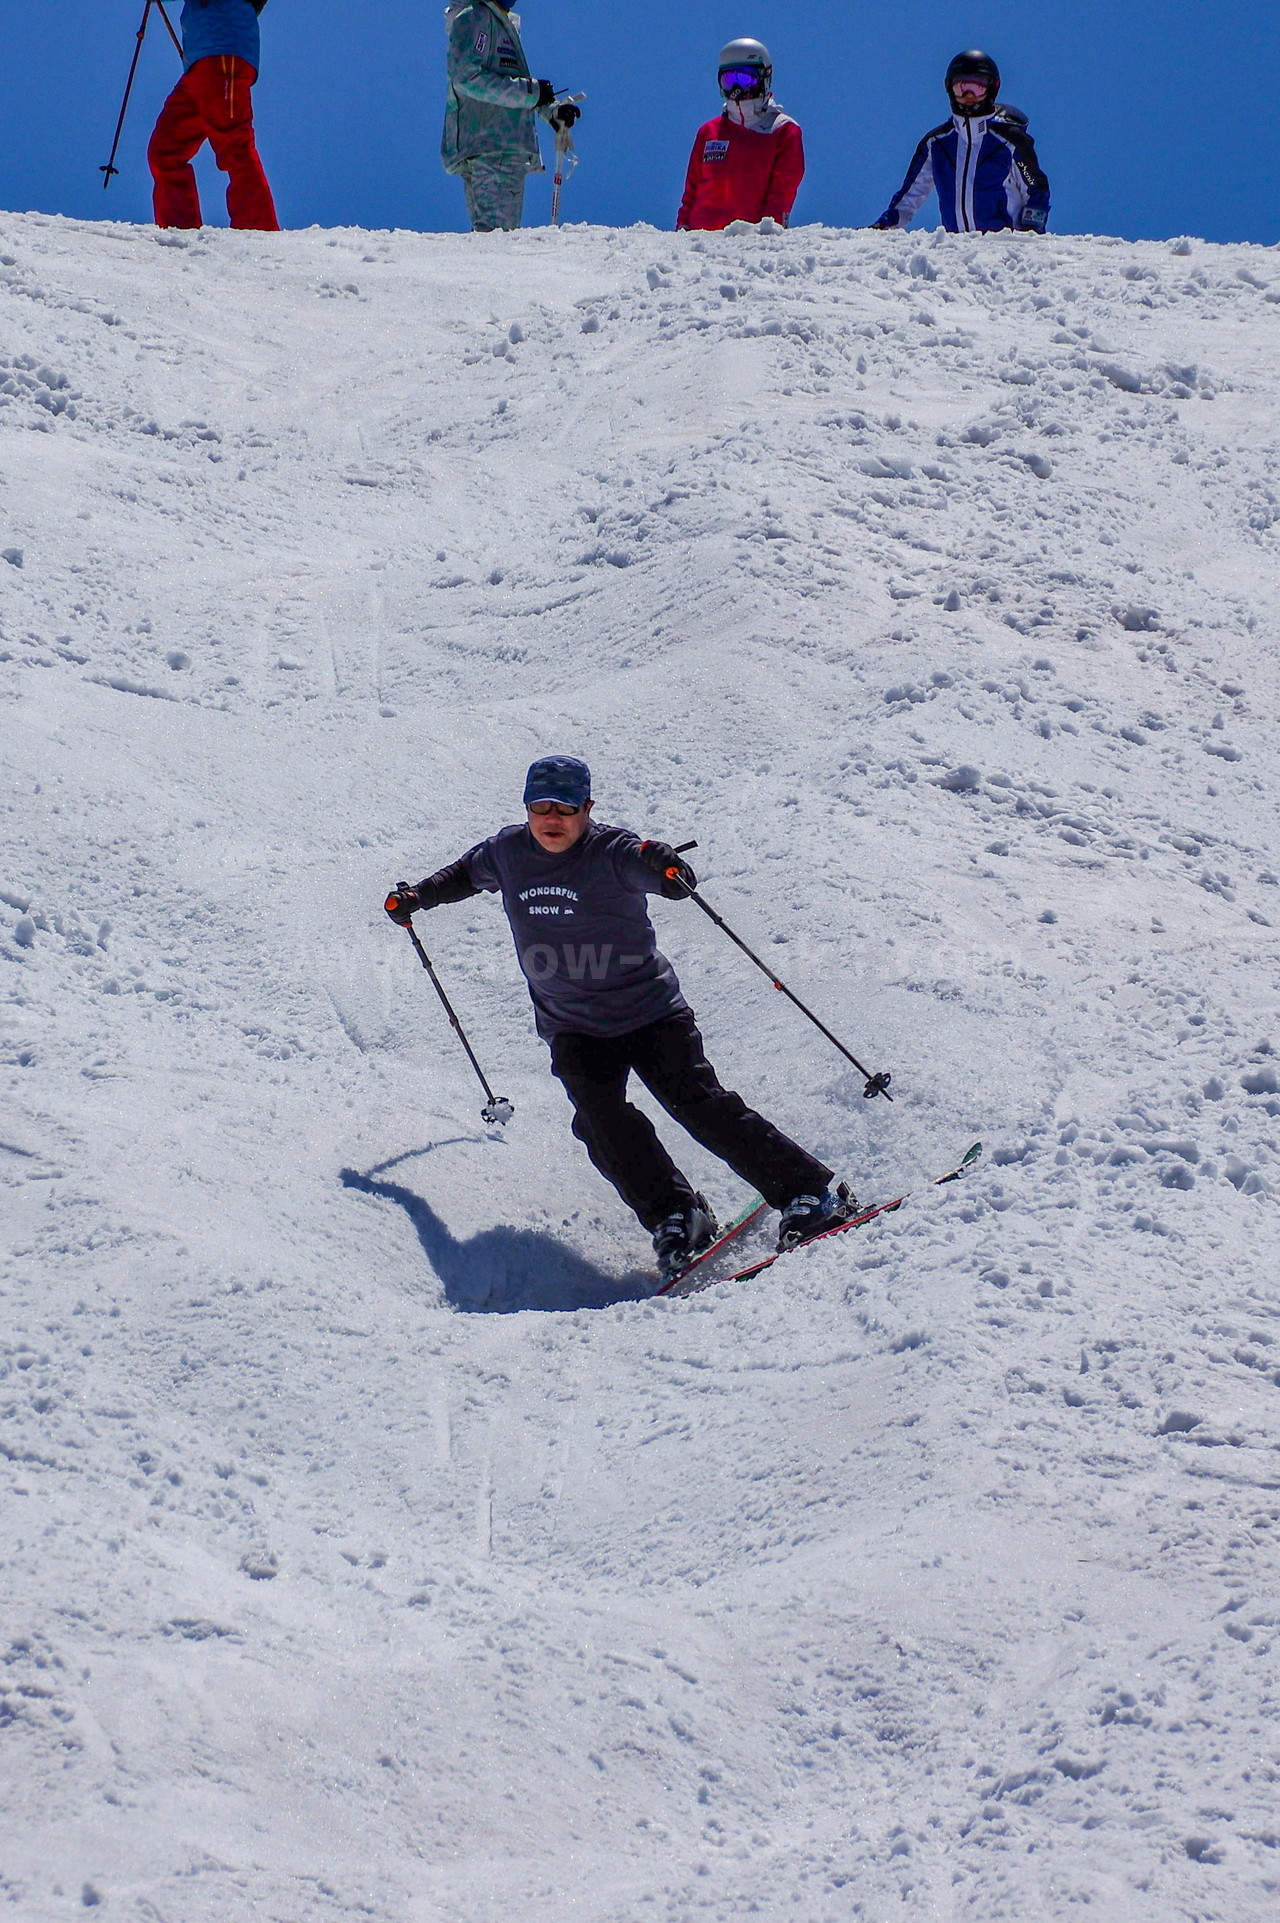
[528,800,583,817]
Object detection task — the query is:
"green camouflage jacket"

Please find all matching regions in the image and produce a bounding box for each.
[442,3,548,175]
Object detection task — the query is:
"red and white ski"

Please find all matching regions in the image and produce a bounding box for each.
[663,1143,984,1300]
[656,1194,770,1298]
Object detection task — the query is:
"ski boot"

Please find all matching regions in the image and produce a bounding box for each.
[652,1194,718,1284]
[776,1181,860,1252]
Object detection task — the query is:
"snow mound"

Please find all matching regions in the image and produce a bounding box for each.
[3,211,1279,1921]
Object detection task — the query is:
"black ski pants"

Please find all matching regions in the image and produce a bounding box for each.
[549,1011,831,1232]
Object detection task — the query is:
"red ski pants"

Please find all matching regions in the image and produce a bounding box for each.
[148,56,279,231]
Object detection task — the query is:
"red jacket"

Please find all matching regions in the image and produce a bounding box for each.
[677,105,805,231]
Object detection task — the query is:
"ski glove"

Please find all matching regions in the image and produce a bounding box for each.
[385,883,424,926]
[550,100,581,131]
[384,875,446,923]
[639,841,697,900]
[534,79,557,110]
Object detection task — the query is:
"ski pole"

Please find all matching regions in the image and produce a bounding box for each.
[101,0,156,188]
[668,844,893,1101]
[154,1,184,56]
[100,0,183,190]
[549,94,585,226]
[550,134,568,227]
[385,886,514,1126]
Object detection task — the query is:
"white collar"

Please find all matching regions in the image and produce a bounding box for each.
[724,94,786,131]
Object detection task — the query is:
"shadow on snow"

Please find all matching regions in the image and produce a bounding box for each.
[340,1144,653,1313]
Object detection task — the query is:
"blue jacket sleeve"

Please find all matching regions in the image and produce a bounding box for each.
[875,132,936,230]
[1002,122,1051,231]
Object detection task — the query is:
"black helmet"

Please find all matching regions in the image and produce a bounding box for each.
[945,49,1000,115]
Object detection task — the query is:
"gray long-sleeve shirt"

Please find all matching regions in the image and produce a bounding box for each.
[450,821,690,1040]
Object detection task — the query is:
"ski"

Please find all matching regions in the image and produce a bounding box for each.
[656,1194,771,1298]
[666,1143,984,1299]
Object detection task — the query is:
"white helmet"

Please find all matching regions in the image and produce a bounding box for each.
[718,37,772,100]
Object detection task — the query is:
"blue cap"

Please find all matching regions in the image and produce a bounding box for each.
[523,755,592,808]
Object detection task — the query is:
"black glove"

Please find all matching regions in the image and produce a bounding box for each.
[639,841,697,900]
[386,877,448,925]
[550,100,581,131]
[535,79,557,110]
[384,882,424,926]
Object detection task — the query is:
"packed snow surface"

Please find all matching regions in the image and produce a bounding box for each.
[3,210,1280,1922]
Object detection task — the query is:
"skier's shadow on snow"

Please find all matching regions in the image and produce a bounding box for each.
[340,1145,653,1313]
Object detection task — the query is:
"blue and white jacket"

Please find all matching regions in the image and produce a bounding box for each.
[875,107,1050,234]
[180,0,268,75]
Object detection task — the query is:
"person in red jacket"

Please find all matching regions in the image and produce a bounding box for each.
[677,37,804,232]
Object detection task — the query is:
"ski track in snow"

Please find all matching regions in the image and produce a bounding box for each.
[2,210,1279,1920]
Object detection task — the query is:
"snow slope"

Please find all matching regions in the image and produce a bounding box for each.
[3,209,1280,1922]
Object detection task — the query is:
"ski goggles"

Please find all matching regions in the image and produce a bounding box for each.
[719,67,766,93]
[528,800,584,817]
[950,76,992,95]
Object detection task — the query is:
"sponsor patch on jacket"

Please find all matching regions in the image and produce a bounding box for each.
[703,139,731,161]
[475,30,488,53]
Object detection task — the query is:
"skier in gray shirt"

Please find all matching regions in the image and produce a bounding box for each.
[387,755,855,1280]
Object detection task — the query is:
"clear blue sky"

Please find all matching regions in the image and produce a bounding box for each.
[5,2,1278,241]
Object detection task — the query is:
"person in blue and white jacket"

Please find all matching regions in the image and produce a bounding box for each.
[872,50,1049,235]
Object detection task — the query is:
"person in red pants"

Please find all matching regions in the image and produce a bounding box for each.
[148,1,278,230]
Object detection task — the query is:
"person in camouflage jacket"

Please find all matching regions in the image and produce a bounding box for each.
[442,2,576,231]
